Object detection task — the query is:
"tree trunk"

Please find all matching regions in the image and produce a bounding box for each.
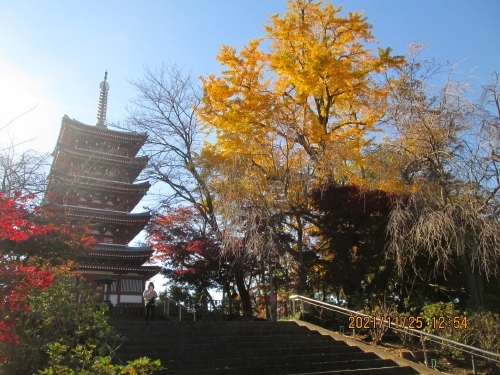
[204,287,217,312]
[460,253,484,310]
[269,262,276,322]
[296,215,308,294]
[234,265,253,318]
[221,281,230,315]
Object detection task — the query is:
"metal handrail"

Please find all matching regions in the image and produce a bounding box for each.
[290,295,500,372]
[163,296,196,321]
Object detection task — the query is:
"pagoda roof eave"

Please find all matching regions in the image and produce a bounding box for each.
[94,243,153,252]
[55,141,148,166]
[82,253,152,264]
[78,264,160,276]
[48,168,150,192]
[87,245,154,261]
[48,204,151,222]
[62,115,148,141]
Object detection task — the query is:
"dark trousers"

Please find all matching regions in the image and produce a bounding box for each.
[145,302,155,321]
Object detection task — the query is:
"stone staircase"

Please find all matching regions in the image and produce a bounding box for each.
[110,317,422,374]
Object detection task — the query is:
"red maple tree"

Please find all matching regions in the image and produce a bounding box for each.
[0,192,53,242]
[147,206,224,294]
[0,193,54,346]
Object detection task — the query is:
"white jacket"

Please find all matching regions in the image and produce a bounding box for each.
[143,288,158,305]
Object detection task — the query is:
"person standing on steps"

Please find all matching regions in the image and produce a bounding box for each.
[143,282,158,321]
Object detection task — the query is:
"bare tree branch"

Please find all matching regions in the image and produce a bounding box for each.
[384,60,500,308]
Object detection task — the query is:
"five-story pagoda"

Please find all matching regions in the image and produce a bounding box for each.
[45,72,159,306]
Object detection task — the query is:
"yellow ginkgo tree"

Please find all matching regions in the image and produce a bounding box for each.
[198,0,405,294]
[199,0,404,183]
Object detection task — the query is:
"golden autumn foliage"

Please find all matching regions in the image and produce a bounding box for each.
[198,0,405,186]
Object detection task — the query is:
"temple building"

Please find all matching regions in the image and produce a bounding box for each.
[45,72,160,305]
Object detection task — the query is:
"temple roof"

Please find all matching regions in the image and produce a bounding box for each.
[83,251,152,265]
[94,243,153,252]
[55,141,148,166]
[81,242,155,267]
[49,168,150,193]
[61,115,147,142]
[79,263,160,275]
[50,204,151,223]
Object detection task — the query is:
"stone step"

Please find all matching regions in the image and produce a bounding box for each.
[114,326,313,336]
[116,342,364,362]
[113,324,318,335]
[110,320,310,332]
[118,342,352,355]
[119,332,332,345]
[153,358,411,375]
[295,366,419,375]
[120,352,381,371]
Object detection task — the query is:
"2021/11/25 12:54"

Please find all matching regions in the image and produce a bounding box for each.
[348,315,469,330]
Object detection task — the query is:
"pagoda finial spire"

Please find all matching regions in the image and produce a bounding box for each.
[96,71,109,128]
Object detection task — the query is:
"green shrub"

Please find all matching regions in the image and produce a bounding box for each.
[467,310,500,353]
[422,303,500,359]
[38,341,162,375]
[421,302,486,357]
[2,271,121,374]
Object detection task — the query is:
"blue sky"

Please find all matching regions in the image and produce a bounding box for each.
[1,0,498,156]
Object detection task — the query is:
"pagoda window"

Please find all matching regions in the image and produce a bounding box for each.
[110,280,117,293]
[121,279,142,293]
[103,237,113,244]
